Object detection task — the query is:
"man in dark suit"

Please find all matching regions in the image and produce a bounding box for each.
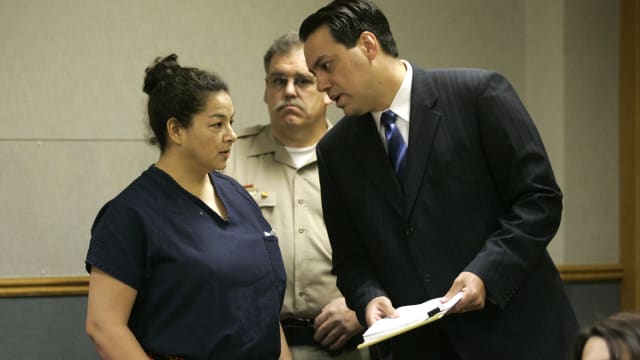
[299,1,578,359]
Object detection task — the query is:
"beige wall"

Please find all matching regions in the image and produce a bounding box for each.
[562,0,620,263]
[0,0,619,276]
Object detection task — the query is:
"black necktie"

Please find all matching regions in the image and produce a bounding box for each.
[381,110,407,192]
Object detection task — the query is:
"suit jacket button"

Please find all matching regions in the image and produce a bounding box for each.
[405,227,414,236]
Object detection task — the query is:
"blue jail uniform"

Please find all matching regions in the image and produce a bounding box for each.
[86,165,286,360]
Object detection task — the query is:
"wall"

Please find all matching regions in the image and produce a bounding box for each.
[563,0,621,263]
[0,296,97,359]
[0,0,620,277]
[0,0,333,277]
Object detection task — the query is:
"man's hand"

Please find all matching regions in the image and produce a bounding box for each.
[443,271,486,314]
[364,296,398,327]
[313,297,364,350]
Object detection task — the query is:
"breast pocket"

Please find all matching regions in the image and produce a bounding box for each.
[428,149,476,184]
[262,233,286,288]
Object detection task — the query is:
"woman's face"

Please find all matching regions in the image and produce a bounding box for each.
[180,91,237,172]
[582,336,610,360]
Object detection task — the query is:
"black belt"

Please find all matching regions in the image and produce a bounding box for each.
[281,317,361,357]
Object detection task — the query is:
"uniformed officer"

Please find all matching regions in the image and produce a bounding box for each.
[224,32,370,360]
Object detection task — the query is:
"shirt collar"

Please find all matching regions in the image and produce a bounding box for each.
[371,60,412,123]
[248,119,333,157]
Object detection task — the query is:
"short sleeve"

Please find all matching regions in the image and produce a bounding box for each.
[85,199,149,290]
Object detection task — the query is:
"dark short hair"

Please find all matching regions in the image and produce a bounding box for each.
[263,31,303,74]
[143,54,228,152]
[573,312,640,360]
[299,0,398,57]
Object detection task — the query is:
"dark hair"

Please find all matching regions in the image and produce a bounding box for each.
[143,54,228,152]
[573,312,640,360]
[299,0,398,57]
[263,31,303,74]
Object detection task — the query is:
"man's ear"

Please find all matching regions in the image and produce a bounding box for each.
[263,79,269,104]
[166,117,183,145]
[359,31,379,60]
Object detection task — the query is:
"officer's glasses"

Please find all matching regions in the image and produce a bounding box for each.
[267,74,316,90]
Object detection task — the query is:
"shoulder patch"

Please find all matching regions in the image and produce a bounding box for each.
[235,124,267,138]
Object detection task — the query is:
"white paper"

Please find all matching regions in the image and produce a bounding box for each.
[362,292,463,341]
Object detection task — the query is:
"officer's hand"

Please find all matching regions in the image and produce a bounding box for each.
[313,297,364,350]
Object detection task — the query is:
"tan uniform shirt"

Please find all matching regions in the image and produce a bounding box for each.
[225,124,369,360]
[224,124,339,319]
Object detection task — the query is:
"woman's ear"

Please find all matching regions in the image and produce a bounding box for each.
[165,117,183,146]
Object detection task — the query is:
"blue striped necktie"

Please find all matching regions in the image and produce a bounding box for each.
[381,110,407,192]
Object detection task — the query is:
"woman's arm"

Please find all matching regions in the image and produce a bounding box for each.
[279,323,291,360]
[86,267,148,359]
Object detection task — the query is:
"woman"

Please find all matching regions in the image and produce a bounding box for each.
[574,312,640,360]
[85,54,290,360]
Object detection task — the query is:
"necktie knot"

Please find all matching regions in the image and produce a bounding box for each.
[381,110,397,128]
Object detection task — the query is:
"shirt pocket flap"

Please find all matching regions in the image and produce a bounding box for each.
[253,191,277,208]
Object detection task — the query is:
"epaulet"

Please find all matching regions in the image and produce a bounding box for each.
[235,124,267,138]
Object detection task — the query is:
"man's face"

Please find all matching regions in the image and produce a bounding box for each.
[264,47,330,129]
[303,25,373,116]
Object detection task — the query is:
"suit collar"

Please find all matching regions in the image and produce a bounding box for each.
[405,67,441,217]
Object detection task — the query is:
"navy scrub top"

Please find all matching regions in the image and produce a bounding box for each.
[86,165,286,360]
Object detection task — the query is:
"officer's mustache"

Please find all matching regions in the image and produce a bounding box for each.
[274,99,305,112]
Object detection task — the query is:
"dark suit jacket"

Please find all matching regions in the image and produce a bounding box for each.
[317,67,578,359]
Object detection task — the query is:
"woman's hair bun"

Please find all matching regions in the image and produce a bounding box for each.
[143,54,180,95]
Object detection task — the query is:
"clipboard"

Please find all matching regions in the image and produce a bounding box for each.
[357,292,463,349]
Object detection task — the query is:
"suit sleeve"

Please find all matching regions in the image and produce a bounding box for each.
[464,72,563,307]
[316,143,387,325]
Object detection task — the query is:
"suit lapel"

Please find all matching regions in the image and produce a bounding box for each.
[405,68,441,218]
[352,114,404,215]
